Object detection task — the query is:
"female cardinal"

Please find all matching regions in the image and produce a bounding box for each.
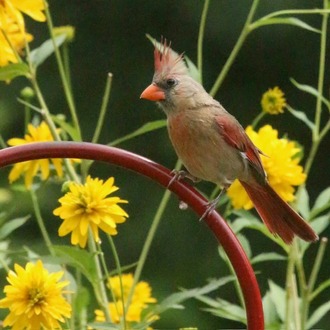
[140,40,318,244]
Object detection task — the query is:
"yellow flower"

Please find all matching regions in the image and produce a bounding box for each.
[261,86,286,114]
[7,121,64,188]
[0,11,33,67]
[227,125,306,210]
[0,0,46,24]
[95,273,157,325]
[53,176,129,248]
[0,260,71,330]
[0,0,45,66]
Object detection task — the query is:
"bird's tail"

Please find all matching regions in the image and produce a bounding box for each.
[240,180,318,244]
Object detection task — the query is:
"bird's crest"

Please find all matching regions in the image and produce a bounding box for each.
[154,38,187,76]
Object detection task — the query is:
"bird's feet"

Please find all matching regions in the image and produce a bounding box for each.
[167,169,200,188]
[200,189,226,221]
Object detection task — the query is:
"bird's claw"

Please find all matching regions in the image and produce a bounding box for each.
[199,199,219,221]
[167,170,200,188]
[199,188,226,221]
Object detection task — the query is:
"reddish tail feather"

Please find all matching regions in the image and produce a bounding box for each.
[240,181,318,244]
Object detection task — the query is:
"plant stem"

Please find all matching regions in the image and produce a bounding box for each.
[296,0,329,201]
[209,0,260,97]
[30,190,55,256]
[0,135,7,148]
[301,0,329,178]
[291,272,301,330]
[107,235,127,329]
[80,73,114,180]
[294,242,307,297]
[258,8,330,21]
[88,229,112,322]
[24,41,80,183]
[301,238,328,327]
[251,111,266,128]
[62,42,73,94]
[43,0,82,140]
[92,73,113,144]
[126,159,182,309]
[225,254,245,308]
[285,242,295,330]
[287,5,329,329]
[197,0,211,84]
[313,0,328,140]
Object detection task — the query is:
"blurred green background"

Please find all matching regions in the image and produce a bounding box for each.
[0,0,329,328]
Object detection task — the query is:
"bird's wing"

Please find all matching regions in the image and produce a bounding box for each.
[215,114,266,182]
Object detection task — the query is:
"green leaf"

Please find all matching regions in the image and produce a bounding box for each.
[52,245,98,285]
[233,209,260,221]
[0,215,30,240]
[314,187,330,210]
[286,105,315,130]
[30,34,67,68]
[296,185,310,219]
[0,241,11,269]
[310,187,330,219]
[268,280,286,322]
[51,114,80,141]
[251,17,320,33]
[251,252,286,265]
[263,291,282,329]
[87,323,119,330]
[236,233,252,259]
[109,120,167,146]
[153,276,235,315]
[311,278,330,301]
[232,216,289,251]
[0,188,13,204]
[311,214,330,235]
[0,63,29,81]
[197,296,246,324]
[290,78,330,110]
[74,286,90,317]
[307,301,330,329]
[230,210,260,233]
[300,214,330,253]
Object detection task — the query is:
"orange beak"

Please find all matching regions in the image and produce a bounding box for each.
[140,84,165,101]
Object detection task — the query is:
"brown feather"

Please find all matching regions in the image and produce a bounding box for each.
[215,115,266,183]
[240,181,318,243]
[154,39,187,76]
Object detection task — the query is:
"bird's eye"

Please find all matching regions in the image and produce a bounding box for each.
[166,78,177,87]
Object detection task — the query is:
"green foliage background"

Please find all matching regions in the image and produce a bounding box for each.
[0,1,329,328]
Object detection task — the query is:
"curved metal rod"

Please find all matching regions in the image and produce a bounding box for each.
[0,142,264,329]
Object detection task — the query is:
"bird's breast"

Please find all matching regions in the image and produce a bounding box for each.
[167,111,245,186]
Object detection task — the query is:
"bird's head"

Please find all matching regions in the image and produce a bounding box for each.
[140,39,205,114]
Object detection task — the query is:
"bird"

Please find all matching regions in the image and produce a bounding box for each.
[140,39,318,244]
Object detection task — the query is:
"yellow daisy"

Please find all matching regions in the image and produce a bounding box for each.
[95,273,157,325]
[261,86,286,115]
[53,176,129,248]
[7,121,64,188]
[0,260,71,330]
[0,0,46,24]
[227,125,306,210]
[0,0,45,66]
[0,11,33,67]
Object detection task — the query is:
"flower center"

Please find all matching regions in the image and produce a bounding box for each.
[28,288,46,307]
[267,95,277,105]
[78,192,96,213]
